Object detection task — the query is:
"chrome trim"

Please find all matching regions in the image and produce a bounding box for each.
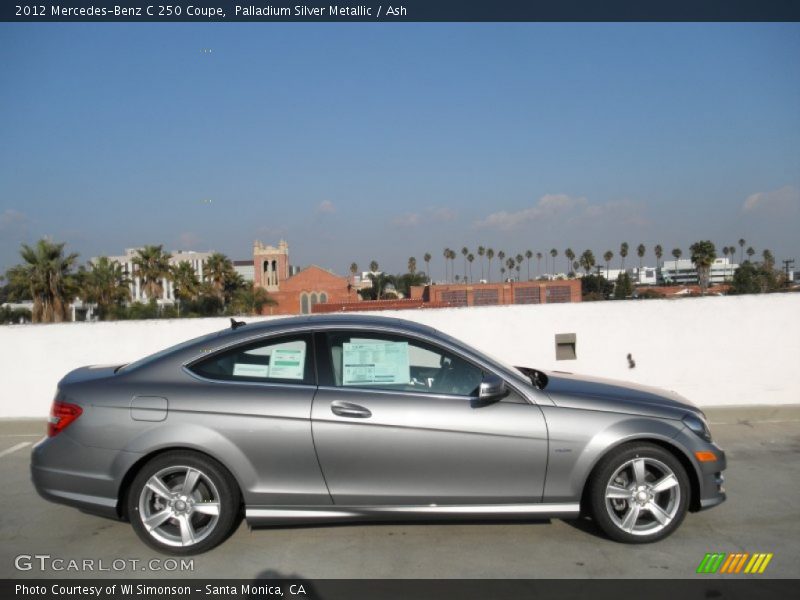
[246,503,580,523]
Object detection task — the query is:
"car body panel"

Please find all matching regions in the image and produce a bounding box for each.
[311,386,548,505]
[31,314,726,534]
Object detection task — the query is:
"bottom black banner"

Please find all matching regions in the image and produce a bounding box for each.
[4,579,797,600]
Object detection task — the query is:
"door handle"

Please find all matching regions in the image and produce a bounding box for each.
[330,401,372,419]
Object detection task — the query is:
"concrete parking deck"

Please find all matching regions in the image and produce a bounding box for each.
[1,406,798,579]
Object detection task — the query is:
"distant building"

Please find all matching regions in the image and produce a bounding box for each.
[232,260,254,282]
[102,248,213,305]
[252,240,352,315]
[660,257,738,285]
[413,280,582,307]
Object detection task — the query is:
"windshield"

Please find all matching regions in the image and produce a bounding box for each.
[119,329,226,372]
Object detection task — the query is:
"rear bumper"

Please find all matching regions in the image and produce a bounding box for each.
[31,433,141,520]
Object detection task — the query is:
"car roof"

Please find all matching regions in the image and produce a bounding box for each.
[237,313,439,337]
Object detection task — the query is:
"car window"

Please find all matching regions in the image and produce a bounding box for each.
[189,335,313,385]
[326,332,483,397]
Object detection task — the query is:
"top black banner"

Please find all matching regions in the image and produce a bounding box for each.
[4,0,800,22]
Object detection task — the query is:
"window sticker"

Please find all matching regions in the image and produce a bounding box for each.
[269,347,306,380]
[232,363,269,378]
[342,341,410,386]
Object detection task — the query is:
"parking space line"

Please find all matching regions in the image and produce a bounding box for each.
[0,442,31,458]
[0,434,42,438]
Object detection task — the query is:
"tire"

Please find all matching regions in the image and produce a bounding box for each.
[127,451,241,555]
[588,442,690,543]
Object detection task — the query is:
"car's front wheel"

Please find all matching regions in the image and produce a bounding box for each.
[127,451,241,554]
[589,442,690,543]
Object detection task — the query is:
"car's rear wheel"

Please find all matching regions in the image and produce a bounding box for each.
[589,443,689,543]
[127,451,241,554]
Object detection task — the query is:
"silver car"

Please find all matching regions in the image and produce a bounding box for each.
[32,314,726,554]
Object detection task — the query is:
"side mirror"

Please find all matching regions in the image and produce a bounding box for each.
[473,373,508,407]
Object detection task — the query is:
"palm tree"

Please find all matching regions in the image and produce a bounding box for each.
[564,248,575,276]
[762,249,775,269]
[580,249,596,274]
[536,251,543,277]
[654,244,663,269]
[449,249,457,282]
[170,261,200,314]
[349,262,358,281]
[603,250,614,278]
[505,257,516,281]
[81,256,131,320]
[637,243,646,269]
[203,252,237,305]
[442,248,451,283]
[11,239,79,323]
[746,246,755,262]
[620,242,629,270]
[461,247,469,281]
[408,256,417,275]
[486,248,495,282]
[738,238,746,264]
[133,245,172,302]
[689,240,716,294]
[500,266,506,280]
[549,248,558,276]
[477,246,486,280]
[423,253,432,283]
[525,250,533,280]
[467,253,475,282]
[229,284,276,316]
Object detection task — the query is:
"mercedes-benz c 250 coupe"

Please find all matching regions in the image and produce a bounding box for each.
[32,315,726,554]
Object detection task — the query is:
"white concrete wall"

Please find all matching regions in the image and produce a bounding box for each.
[1,294,797,418]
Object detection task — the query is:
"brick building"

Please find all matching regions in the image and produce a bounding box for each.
[410,279,582,307]
[253,240,352,315]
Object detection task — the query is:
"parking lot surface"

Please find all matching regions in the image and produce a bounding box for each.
[1,406,798,579]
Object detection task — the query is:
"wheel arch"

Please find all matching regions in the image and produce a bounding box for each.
[116,446,245,520]
[578,436,702,514]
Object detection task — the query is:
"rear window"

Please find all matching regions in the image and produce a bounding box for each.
[120,329,226,372]
[188,334,314,385]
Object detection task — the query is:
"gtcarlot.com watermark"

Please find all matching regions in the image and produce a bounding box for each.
[14,554,194,572]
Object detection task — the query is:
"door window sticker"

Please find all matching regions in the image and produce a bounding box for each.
[232,363,269,378]
[268,347,306,380]
[342,341,410,386]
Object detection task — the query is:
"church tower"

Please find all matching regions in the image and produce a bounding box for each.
[253,240,290,291]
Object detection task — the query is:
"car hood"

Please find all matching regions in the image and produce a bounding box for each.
[538,369,700,419]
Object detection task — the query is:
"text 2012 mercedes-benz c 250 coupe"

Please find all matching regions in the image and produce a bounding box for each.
[32,315,726,554]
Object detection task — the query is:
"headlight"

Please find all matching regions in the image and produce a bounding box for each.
[683,414,712,442]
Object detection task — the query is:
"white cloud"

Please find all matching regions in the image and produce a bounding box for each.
[177,232,201,249]
[0,209,28,233]
[392,206,457,228]
[475,194,589,230]
[316,200,336,214]
[742,185,800,214]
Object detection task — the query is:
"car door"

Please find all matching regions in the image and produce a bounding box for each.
[310,330,548,506]
[182,332,331,507]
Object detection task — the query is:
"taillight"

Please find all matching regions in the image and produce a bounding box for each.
[48,400,83,437]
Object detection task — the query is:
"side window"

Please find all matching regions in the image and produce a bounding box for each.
[189,335,313,385]
[326,332,483,397]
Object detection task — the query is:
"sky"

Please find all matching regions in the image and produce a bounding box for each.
[1,23,799,278]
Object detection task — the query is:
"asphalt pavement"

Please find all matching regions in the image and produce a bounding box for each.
[1,406,798,579]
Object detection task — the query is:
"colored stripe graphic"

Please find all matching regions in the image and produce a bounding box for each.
[697,553,726,573]
[698,552,772,574]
